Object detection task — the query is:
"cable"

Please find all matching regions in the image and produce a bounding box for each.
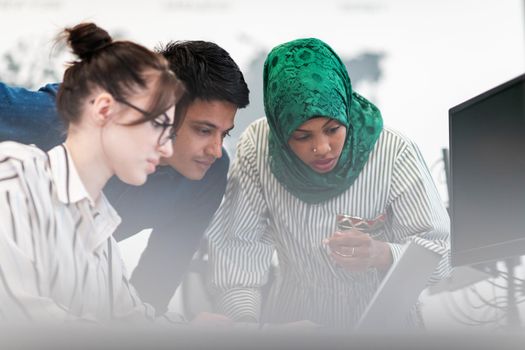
[469,287,507,310]
[495,270,525,284]
[485,279,512,290]
[445,289,506,326]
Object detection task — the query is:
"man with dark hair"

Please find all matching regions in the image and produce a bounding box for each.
[0,40,250,315]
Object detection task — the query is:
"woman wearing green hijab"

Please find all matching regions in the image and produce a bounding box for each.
[206,38,450,328]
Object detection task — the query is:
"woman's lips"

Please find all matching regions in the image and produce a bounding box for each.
[311,158,336,172]
[146,159,159,173]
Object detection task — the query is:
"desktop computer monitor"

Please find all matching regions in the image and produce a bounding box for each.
[449,73,525,267]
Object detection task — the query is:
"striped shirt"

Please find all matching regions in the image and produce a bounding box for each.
[0,141,156,324]
[207,118,451,328]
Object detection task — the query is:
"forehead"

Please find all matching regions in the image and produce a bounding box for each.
[294,117,338,131]
[183,99,236,129]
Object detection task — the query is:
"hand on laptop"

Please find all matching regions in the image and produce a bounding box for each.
[323,230,393,272]
[190,311,234,328]
[262,319,323,332]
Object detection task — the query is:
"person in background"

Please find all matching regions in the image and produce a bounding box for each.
[206,38,450,329]
[0,40,250,315]
[0,22,184,322]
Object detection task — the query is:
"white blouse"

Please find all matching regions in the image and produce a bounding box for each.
[0,142,156,324]
[206,118,451,328]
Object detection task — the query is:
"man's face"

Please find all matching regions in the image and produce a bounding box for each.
[161,99,236,180]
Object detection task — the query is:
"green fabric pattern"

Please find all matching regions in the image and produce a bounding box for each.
[263,38,383,204]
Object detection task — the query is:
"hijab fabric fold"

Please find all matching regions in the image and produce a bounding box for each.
[263,38,383,204]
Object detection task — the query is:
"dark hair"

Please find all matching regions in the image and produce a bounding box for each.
[157,40,249,118]
[56,23,185,129]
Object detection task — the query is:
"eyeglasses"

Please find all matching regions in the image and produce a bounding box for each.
[114,97,176,146]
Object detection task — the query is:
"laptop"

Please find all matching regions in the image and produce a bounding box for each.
[354,241,442,333]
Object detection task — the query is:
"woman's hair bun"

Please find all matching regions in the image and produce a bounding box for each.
[65,22,113,61]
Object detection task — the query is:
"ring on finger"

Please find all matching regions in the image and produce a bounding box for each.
[334,246,356,258]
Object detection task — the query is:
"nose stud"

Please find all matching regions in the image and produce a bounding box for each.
[313,148,317,153]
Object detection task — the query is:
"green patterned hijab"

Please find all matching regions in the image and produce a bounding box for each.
[263,38,383,204]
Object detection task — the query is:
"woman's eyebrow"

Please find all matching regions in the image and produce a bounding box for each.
[295,120,337,132]
[293,128,311,133]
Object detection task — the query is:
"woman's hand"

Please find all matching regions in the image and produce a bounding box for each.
[190,312,234,327]
[323,229,393,272]
[262,320,323,332]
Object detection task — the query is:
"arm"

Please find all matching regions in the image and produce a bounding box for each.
[0,82,64,150]
[0,232,74,322]
[323,136,449,277]
[0,150,76,322]
[207,131,274,322]
[128,151,230,314]
[105,237,190,324]
[386,139,451,283]
[109,238,157,322]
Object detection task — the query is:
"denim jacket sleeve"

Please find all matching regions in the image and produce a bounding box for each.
[0,82,64,150]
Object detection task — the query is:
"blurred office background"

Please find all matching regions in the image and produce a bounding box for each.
[1,0,525,332]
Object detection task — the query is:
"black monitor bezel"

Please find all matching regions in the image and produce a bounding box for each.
[449,73,525,267]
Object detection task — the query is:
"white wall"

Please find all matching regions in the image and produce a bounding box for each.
[1,0,524,203]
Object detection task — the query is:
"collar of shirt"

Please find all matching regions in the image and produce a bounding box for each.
[47,143,95,206]
[47,144,121,251]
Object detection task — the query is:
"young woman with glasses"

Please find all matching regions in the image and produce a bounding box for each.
[0,22,185,324]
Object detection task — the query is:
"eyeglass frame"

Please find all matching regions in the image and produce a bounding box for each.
[113,97,177,146]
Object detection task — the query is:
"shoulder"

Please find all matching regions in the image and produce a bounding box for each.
[37,83,60,98]
[229,118,271,183]
[0,82,58,105]
[236,118,269,154]
[379,126,414,147]
[0,141,48,164]
[0,142,52,199]
[376,126,421,156]
[244,117,269,138]
[375,127,429,180]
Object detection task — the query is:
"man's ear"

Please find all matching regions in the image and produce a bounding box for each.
[91,92,115,126]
